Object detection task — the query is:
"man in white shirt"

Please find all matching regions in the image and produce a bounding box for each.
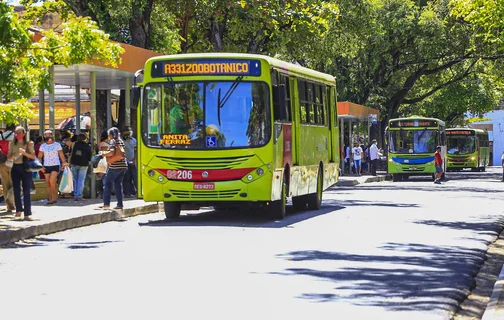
[0,123,16,212]
[352,142,363,176]
[369,139,382,176]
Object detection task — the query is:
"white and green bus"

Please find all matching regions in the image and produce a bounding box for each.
[386,116,446,181]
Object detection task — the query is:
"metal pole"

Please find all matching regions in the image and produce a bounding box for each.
[368,118,371,173]
[38,90,45,136]
[49,65,55,132]
[340,118,344,176]
[75,85,81,135]
[125,77,131,126]
[349,119,352,174]
[106,90,112,129]
[90,72,97,199]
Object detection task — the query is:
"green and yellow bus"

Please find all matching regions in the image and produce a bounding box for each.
[386,116,446,181]
[134,53,340,220]
[446,128,489,172]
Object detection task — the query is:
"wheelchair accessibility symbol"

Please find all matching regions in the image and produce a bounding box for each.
[206,136,217,147]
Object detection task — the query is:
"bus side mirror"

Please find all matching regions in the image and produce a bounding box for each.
[131,86,141,109]
[273,84,287,121]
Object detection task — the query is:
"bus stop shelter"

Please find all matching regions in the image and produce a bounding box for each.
[338,101,380,175]
[31,29,161,197]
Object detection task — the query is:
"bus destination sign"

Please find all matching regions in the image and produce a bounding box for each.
[446,130,474,136]
[390,120,438,128]
[151,59,262,77]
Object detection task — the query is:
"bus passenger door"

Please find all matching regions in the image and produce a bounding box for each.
[328,86,338,163]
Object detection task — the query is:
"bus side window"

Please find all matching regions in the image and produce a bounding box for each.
[298,80,308,123]
[280,74,291,122]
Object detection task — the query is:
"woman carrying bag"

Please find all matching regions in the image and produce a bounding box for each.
[38,130,69,205]
[99,127,127,210]
[7,126,36,220]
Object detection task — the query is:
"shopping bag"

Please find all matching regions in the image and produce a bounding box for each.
[59,167,74,193]
[93,158,108,175]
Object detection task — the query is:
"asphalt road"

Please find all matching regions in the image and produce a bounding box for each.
[1,167,503,320]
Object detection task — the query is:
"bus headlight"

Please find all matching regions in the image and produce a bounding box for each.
[256,168,264,176]
[247,174,253,181]
[148,169,155,177]
[158,176,164,182]
[470,157,476,161]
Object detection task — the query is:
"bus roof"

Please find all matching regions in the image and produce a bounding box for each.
[389,116,445,127]
[146,53,336,84]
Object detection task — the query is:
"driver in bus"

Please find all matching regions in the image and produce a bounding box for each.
[170,91,190,134]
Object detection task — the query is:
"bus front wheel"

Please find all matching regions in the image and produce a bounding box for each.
[164,202,181,220]
[269,179,286,220]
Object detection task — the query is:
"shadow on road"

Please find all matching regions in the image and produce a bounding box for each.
[139,204,344,229]
[273,242,490,314]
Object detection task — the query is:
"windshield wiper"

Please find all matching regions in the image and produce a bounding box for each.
[217,76,244,126]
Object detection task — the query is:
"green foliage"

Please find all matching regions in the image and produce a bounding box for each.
[0,1,123,121]
[450,0,504,50]
[0,100,36,123]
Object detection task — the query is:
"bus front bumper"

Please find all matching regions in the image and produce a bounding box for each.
[142,170,274,203]
[388,160,436,174]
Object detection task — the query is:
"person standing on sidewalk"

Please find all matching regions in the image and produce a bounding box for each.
[352,142,363,176]
[0,123,16,212]
[38,130,69,205]
[369,139,382,176]
[122,127,137,198]
[69,133,92,201]
[434,146,443,184]
[7,126,36,220]
[99,127,127,210]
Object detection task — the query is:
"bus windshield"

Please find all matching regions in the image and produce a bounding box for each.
[389,129,438,153]
[447,136,476,155]
[142,81,271,149]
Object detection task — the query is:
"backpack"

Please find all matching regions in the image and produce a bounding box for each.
[0,132,13,163]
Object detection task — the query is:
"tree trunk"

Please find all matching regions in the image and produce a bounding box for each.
[209,16,223,51]
[96,90,108,139]
[129,0,154,48]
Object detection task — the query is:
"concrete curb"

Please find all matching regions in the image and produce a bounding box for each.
[336,175,391,186]
[482,265,504,320]
[0,203,161,246]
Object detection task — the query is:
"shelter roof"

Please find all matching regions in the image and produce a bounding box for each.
[31,29,162,90]
[337,101,380,120]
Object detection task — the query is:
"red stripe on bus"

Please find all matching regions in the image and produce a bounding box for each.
[155,168,256,181]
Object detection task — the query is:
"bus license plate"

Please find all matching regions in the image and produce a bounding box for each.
[194,182,215,190]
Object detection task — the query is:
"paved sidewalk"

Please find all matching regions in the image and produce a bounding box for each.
[0,198,160,246]
[482,266,504,320]
[336,171,391,186]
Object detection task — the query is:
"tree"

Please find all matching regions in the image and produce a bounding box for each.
[294,0,504,140]
[0,1,123,122]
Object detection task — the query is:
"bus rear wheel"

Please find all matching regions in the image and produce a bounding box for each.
[269,179,286,220]
[164,202,181,220]
[307,168,323,210]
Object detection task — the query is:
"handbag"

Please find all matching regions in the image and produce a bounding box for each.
[24,156,44,172]
[106,140,126,164]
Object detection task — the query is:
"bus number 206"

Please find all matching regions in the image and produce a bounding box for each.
[167,170,193,180]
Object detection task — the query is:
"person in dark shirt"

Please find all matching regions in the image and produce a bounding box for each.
[70,133,92,201]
